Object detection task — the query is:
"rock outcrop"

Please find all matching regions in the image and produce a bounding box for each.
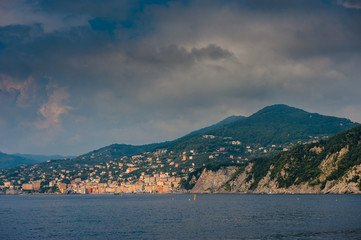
[191,167,237,193]
[190,163,361,194]
[189,125,361,194]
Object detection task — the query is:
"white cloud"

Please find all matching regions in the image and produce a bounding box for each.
[0,74,39,107]
[35,85,72,129]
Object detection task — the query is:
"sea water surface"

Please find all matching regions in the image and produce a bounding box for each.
[1,194,361,239]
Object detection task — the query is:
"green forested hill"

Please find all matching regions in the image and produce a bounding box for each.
[209,104,356,145]
[32,104,357,168]
[185,124,361,193]
[71,143,162,166]
[249,124,361,189]
[49,115,246,167]
[0,152,37,170]
[157,104,357,155]
[1,104,358,193]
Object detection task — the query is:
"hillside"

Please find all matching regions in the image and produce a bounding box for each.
[0,152,76,171]
[0,152,38,170]
[38,115,244,168]
[12,154,75,163]
[200,104,355,145]
[186,125,361,194]
[0,104,358,194]
[155,104,357,159]
[71,143,162,165]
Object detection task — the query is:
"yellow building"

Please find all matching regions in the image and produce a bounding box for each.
[22,183,33,190]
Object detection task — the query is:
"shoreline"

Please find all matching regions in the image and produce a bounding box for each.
[1,191,361,196]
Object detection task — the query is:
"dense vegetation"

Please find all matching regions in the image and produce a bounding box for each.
[248,124,361,189]
[1,104,359,194]
[324,125,361,181]
[181,124,361,192]
[209,104,356,146]
[71,143,162,166]
[155,104,356,157]
[0,152,38,171]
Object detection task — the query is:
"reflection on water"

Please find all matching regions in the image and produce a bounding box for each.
[1,194,361,239]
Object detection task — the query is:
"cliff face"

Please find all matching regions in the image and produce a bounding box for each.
[189,126,361,194]
[191,167,237,193]
[190,162,361,194]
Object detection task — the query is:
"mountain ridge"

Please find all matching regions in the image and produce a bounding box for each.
[155,104,357,157]
[0,115,243,170]
[12,154,75,162]
[207,104,356,145]
[0,104,359,194]
[0,152,38,171]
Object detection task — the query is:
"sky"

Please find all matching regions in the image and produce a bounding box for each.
[0,0,361,156]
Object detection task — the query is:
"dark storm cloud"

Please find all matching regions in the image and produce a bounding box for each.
[0,0,360,155]
[124,44,233,67]
[0,24,44,44]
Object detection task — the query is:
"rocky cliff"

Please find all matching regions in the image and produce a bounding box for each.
[190,163,361,194]
[189,125,361,194]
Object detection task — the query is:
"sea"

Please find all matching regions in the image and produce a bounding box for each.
[1,194,361,240]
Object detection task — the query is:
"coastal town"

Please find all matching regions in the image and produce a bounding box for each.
[0,134,323,195]
[1,173,183,195]
[0,149,188,194]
